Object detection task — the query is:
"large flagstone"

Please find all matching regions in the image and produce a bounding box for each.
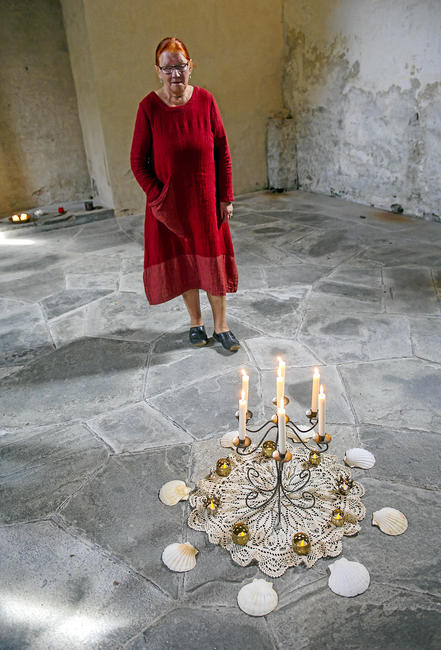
[383,267,440,315]
[0,299,53,366]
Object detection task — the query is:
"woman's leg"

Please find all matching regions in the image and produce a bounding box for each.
[182,289,203,327]
[207,293,228,333]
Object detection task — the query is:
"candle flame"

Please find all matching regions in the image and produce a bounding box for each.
[319,384,324,395]
[314,367,320,377]
[241,368,248,378]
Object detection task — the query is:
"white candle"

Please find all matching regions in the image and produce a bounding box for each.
[277,357,286,379]
[241,369,249,405]
[276,367,284,409]
[311,367,320,413]
[278,407,287,455]
[239,389,247,441]
[318,384,326,437]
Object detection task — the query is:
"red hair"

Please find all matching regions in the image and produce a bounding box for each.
[155,37,190,66]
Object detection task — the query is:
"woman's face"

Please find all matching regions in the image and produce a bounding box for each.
[156,50,192,94]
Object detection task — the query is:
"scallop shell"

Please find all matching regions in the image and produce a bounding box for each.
[237,579,278,616]
[159,480,191,506]
[162,542,198,572]
[221,430,238,449]
[372,507,408,536]
[328,557,370,597]
[344,448,375,469]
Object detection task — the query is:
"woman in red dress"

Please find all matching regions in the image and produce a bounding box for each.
[130,37,240,351]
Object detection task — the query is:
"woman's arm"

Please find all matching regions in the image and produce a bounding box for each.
[130,104,163,203]
[211,97,234,206]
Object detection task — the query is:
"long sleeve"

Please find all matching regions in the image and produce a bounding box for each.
[130,103,162,202]
[211,97,234,203]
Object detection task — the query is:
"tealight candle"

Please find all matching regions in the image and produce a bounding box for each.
[331,508,345,527]
[262,440,276,458]
[292,532,311,555]
[311,367,320,413]
[241,369,249,405]
[318,384,326,437]
[232,522,250,546]
[216,458,231,477]
[11,214,20,222]
[308,450,321,467]
[337,477,353,496]
[205,496,220,515]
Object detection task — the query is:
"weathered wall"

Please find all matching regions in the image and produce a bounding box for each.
[283,0,441,219]
[0,0,90,217]
[62,0,284,215]
[61,0,114,208]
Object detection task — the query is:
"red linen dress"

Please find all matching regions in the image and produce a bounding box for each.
[130,86,238,305]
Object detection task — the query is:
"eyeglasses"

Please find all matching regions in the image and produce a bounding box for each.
[159,63,189,75]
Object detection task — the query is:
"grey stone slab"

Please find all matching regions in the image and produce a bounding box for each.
[359,424,441,490]
[227,291,303,338]
[383,267,440,315]
[120,254,145,274]
[65,272,119,290]
[0,250,68,282]
[433,268,441,297]
[67,221,142,255]
[299,311,412,363]
[246,336,320,369]
[237,265,267,291]
[340,358,441,432]
[409,316,441,363]
[0,521,171,650]
[277,227,363,267]
[361,241,441,267]
[0,268,65,302]
[269,579,441,650]
[0,365,23,380]
[88,402,193,453]
[61,446,191,599]
[48,309,87,348]
[150,370,254,440]
[126,607,275,650]
[305,278,384,313]
[234,210,275,226]
[263,263,328,289]
[261,366,355,426]
[152,312,262,354]
[327,263,383,288]
[0,422,108,523]
[342,478,441,598]
[40,289,113,320]
[0,299,53,366]
[146,343,253,399]
[63,253,122,274]
[0,338,149,427]
[85,292,188,343]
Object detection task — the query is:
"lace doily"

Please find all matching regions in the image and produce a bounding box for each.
[188,441,366,578]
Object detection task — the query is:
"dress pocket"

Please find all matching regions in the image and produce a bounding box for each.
[148,178,187,239]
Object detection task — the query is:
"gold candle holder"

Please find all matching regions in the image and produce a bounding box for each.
[204,496,220,515]
[292,532,311,555]
[331,508,345,527]
[308,451,321,466]
[262,440,276,458]
[337,477,353,496]
[232,522,250,546]
[216,458,231,477]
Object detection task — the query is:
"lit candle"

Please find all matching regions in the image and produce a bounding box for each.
[277,357,286,379]
[276,367,284,409]
[278,407,286,455]
[11,214,20,222]
[318,384,326,437]
[311,367,320,413]
[241,369,249,405]
[239,389,247,441]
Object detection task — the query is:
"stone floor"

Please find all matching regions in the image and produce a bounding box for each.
[0,190,440,649]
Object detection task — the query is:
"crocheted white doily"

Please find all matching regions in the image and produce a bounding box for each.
[188,441,366,578]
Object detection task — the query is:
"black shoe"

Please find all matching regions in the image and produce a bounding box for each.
[213,330,241,351]
[189,325,209,347]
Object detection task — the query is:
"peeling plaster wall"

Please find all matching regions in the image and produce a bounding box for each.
[62,0,283,216]
[283,0,441,219]
[0,0,90,217]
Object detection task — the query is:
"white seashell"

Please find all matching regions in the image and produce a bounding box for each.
[159,480,191,506]
[237,579,278,616]
[328,557,370,597]
[287,428,312,442]
[221,430,238,449]
[162,542,198,572]
[344,448,376,469]
[372,507,408,536]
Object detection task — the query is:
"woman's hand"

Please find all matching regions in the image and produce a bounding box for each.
[220,202,233,222]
